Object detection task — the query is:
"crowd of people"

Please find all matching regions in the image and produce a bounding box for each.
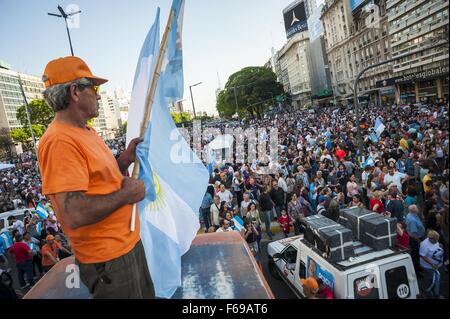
[1,99,449,299]
[198,101,449,299]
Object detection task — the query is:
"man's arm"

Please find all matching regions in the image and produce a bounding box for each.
[53,177,145,230]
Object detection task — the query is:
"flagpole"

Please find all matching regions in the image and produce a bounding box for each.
[130,9,176,232]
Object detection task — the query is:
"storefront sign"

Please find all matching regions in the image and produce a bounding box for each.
[376,66,449,87]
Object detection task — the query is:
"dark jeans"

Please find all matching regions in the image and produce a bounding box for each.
[200,207,211,231]
[293,219,303,236]
[263,210,273,237]
[274,206,282,219]
[32,254,42,276]
[16,260,34,287]
[235,190,243,209]
[75,240,155,299]
[410,239,421,273]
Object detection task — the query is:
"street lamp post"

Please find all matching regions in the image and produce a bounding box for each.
[17,75,38,158]
[353,40,448,163]
[189,82,202,118]
[48,5,81,56]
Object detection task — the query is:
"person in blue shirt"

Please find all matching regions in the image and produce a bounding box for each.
[406,205,426,273]
[200,185,215,232]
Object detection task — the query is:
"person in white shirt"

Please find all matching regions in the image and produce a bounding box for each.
[278,173,288,193]
[420,230,444,298]
[8,216,25,235]
[383,167,408,190]
[216,219,231,233]
[210,195,221,230]
[240,192,254,217]
[216,184,233,204]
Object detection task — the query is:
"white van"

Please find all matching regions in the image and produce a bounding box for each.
[0,208,35,234]
[267,235,420,299]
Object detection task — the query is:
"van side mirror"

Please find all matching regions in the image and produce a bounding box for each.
[272,253,282,260]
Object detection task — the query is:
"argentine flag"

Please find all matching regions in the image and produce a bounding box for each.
[36,222,43,236]
[364,156,375,168]
[0,231,13,250]
[127,0,209,299]
[374,117,385,137]
[36,202,49,220]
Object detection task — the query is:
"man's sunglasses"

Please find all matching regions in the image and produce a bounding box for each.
[76,83,100,94]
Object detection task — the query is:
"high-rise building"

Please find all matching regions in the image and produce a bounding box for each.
[0,60,45,131]
[100,92,120,134]
[320,0,394,105]
[277,31,312,107]
[382,0,449,104]
[307,3,334,105]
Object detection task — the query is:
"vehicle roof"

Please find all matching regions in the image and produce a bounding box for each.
[299,238,409,271]
[0,208,34,219]
[271,236,410,271]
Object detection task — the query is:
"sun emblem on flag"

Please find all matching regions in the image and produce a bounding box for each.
[145,172,167,212]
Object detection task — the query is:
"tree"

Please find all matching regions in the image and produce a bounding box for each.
[10,128,30,145]
[171,112,192,124]
[0,128,14,160]
[16,99,55,129]
[216,66,284,119]
[10,125,44,145]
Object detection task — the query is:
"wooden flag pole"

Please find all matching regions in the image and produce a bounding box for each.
[130,10,175,232]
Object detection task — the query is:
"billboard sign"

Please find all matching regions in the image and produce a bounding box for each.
[283,1,308,39]
[350,0,366,11]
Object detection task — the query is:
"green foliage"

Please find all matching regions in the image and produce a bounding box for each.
[10,125,43,144]
[171,112,192,124]
[16,99,54,129]
[0,128,14,160]
[216,66,284,119]
[10,128,30,144]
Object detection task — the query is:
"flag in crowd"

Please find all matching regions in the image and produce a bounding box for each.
[0,230,13,250]
[127,0,209,298]
[36,202,49,220]
[374,117,385,137]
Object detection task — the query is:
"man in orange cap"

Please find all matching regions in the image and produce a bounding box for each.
[300,277,319,299]
[38,56,154,298]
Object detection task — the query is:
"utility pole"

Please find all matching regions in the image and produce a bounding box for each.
[48,5,81,56]
[17,75,38,158]
[189,82,202,118]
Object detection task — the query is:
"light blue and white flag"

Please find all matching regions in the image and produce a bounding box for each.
[374,117,385,137]
[36,202,49,220]
[36,222,43,236]
[0,231,13,250]
[128,0,209,299]
[364,156,375,168]
[369,130,379,144]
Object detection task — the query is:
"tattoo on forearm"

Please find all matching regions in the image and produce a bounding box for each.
[64,192,85,215]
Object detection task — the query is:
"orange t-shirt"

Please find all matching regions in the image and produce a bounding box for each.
[41,242,58,266]
[38,121,140,264]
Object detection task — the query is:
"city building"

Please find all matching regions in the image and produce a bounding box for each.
[307,3,334,105]
[320,0,394,105]
[100,91,120,136]
[277,31,312,107]
[0,59,45,131]
[382,0,449,104]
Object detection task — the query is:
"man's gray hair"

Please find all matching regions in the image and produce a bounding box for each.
[43,77,93,112]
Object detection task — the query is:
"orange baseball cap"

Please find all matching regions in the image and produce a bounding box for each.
[42,56,108,88]
[300,277,319,291]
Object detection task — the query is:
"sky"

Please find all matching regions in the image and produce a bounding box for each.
[0,0,315,115]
